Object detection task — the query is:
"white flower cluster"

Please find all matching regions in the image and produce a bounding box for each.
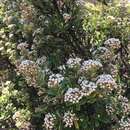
[63,111,78,128]
[79,78,97,96]
[106,96,130,118]
[92,47,113,62]
[12,110,31,129]
[80,59,102,74]
[118,117,130,130]
[118,95,130,115]
[17,60,39,86]
[64,88,82,104]
[96,74,117,90]
[66,57,81,69]
[109,64,118,78]
[17,42,28,50]
[64,77,97,104]
[104,38,121,50]
[44,113,56,130]
[48,73,64,87]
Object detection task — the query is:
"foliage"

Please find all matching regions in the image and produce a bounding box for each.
[0,0,130,130]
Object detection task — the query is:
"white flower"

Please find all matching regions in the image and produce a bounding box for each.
[17,60,39,86]
[118,96,130,115]
[17,42,28,50]
[92,47,113,62]
[66,57,81,69]
[15,121,31,129]
[79,79,97,96]
[104,38,121,50]
[13,110,31,129]
[80,59,102,73]
[44,113,56,130]
[96,74,117,90]
[9,33,14,38]
[118,117,130,130]
[48,74,64,87]
[63,111,78,128]
[20,60,34,65]
[64,88,82,104]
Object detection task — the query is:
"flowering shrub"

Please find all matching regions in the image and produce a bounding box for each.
[33,38,129,130]
[0,0,130,130]
[3,37,129,130]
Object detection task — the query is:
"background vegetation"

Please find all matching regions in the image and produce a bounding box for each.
[0,0,130,130]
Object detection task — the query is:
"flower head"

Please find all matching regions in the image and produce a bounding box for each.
[48,73,64,87]
[17,42,28,50]
[96,74,117,90]
[80,59,102,75]
[64,88,82,104]
[44,113,56,130]
[13,109,31,129]
[78,78,97,96]
[66,57,81,69]
[17,60,39,86]
[92,47,113,62]
[118,95,130,115]
[118,117,130,130]
[104,38,121,50]
[63,111,78,128]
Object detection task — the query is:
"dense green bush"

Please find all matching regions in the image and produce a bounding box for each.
[0,0,130,130]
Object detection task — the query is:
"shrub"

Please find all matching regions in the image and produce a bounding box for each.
[1,0,130,130]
